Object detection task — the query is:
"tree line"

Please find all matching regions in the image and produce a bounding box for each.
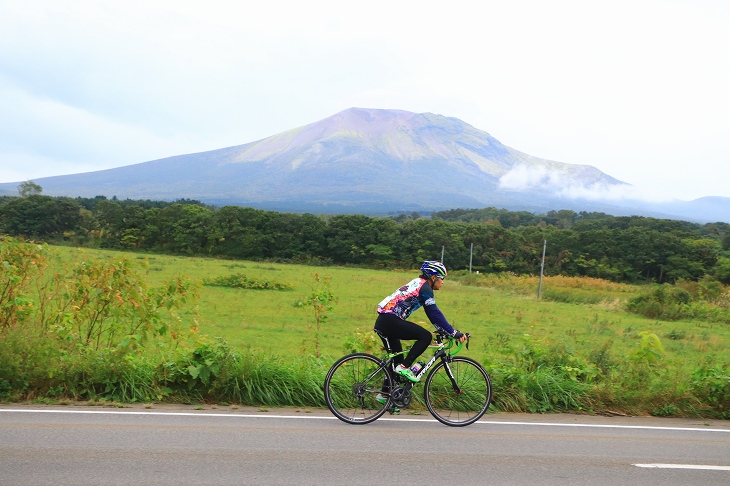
[1,193,729,284]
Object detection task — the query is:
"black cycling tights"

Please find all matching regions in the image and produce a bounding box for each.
[374,313,432,368]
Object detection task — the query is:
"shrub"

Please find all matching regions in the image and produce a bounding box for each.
[691,365,730,418]
[203,273,292,290]
[161,339,241,399]
[625,283,730,323]
[0,379,10,399]
[343,328,380,354]
[541,288,605,305]
[48,259,201,351]
[631,331,665,366]
[0,321,62,399]
[0,236,47,329]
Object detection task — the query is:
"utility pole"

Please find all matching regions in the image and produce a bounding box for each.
[538,239,546,299]
[469,242,473,273]
[441,245,444,263]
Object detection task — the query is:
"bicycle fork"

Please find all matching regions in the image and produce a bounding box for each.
[441,359,462,394]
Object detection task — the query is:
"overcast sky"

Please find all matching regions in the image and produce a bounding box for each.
[1,0,728,201]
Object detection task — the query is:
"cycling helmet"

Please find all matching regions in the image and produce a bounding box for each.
[420,260,447,278]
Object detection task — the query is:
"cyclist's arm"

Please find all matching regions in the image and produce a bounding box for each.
[423,303,457,335]
[420,280,462,338]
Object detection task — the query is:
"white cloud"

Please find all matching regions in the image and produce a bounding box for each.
[499,165,554,191]
[498,164,675,203]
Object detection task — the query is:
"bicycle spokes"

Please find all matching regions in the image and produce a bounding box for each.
[324,353,393,425]
[424,357,492,426]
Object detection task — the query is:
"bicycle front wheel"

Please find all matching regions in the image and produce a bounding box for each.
[424,356,492,426]
[324,353,393,425]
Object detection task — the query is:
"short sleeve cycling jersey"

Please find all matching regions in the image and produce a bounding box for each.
[377,277,456,335]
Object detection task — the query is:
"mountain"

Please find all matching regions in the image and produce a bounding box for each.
[1,107,728,222]
[642,197,730,225]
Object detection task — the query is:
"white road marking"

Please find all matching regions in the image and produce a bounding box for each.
[479,420,730,434]
[1,408,729,434]
[634,464,730,471]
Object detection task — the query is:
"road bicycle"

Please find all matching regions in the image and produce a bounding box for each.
[324,330,492,426]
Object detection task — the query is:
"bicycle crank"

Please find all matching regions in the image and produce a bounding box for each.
[390,386,412,408]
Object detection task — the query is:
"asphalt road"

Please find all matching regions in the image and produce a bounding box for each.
[1,404,729,485]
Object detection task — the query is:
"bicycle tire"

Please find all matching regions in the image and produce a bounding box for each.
[324,353,393,425]
[424,356,492,427]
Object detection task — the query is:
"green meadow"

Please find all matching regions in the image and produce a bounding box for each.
[2,242,729,418]
[48,247,667,359]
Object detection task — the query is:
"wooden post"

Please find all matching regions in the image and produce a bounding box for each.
[538,239,546,299]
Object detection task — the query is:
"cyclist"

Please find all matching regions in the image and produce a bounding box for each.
[374,260,466,387]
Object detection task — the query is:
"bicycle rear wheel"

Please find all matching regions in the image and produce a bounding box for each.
[324,353,392,425]
[424,356,491,427]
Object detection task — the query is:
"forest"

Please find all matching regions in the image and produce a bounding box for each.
[1,193,729,284]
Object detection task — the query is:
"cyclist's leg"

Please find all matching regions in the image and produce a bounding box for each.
[374,317,397,396]
[375,313,431,368]
[375,314,404,366]
[402,323,431,368]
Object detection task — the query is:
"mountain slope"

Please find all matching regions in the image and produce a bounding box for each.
[1,107,727,221]
[0,108,625,211]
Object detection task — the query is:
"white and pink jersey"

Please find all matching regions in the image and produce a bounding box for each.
[377,277,455,335]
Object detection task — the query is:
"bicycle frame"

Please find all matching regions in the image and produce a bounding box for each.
[413,345,447,381]
[378,333,469,404]
[415,335,467,380]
